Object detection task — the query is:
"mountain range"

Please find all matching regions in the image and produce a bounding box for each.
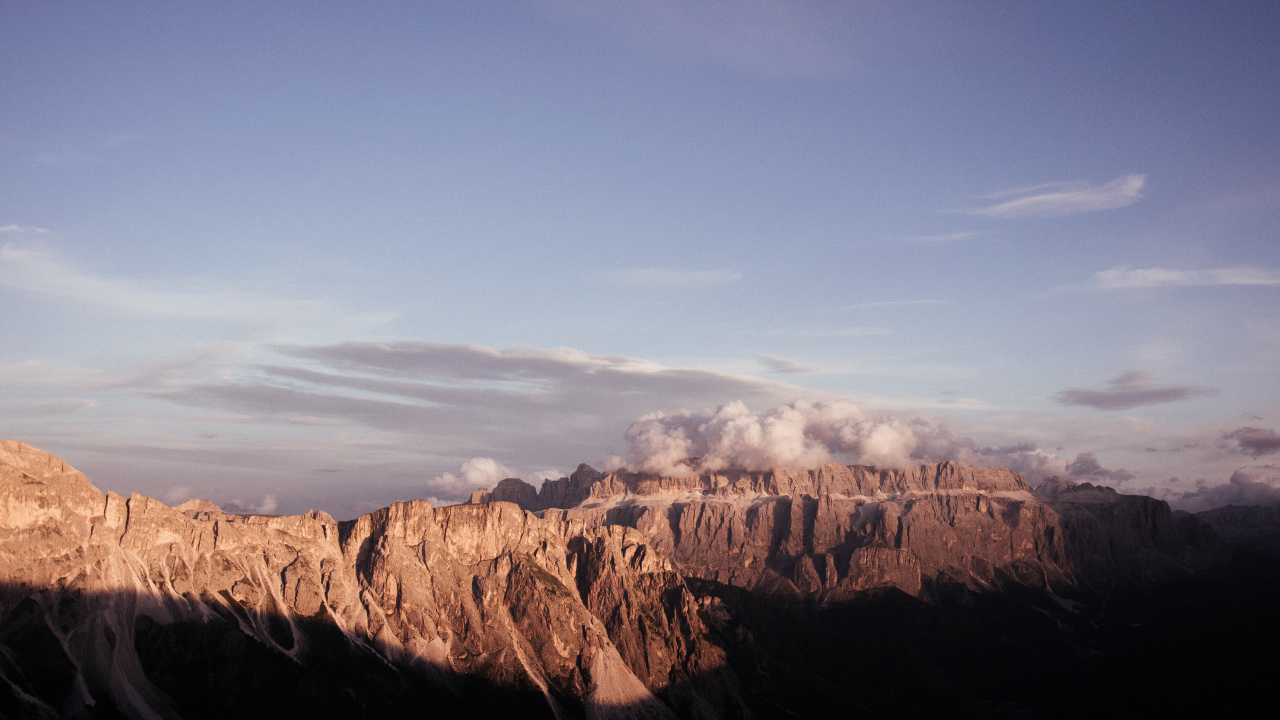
[2,439,1277,719]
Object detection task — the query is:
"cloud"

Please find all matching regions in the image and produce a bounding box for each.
[970,174,1145,218]
[163,485,195,505]
[1065,452,1136,484]
[603,267,741,286]
[223,494,280,515]
[1221,427,1280,457]
[0,244,327,323]
[905,426,1067,482]
[0,225,50,235]
[620,400,1069,480]
[159,341,810,479]
[431,457,519,497]
[759,354,812,374]
[1170,469,1280,513]
[1093,266,1280,289]
[1055,371,1215,410]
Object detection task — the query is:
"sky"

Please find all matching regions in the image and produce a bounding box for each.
[2,1,1278,517]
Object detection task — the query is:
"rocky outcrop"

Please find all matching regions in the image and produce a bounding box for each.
[0,441,730,720]
[494,464,1225,601]
[1033,478,1228,587]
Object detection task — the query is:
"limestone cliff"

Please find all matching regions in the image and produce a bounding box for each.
[484,462,1225,601]
[0,441,732,720]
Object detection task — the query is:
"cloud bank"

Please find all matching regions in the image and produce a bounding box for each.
[621,399,1068,481]
[1056,371,1214,411]
[1171,469,1280,513]
[971,174,1145,218]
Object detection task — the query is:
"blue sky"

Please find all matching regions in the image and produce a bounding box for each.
[2,1,1278,516]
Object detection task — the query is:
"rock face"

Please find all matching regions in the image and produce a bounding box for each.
[485,463,1225,601]
[0,441,1240,720]
[0,441,732,720]
[1195,503,1280,558]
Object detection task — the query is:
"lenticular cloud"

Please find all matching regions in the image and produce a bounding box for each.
[623,400,920,475]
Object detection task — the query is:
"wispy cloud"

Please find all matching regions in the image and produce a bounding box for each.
[603,267,741,286]
[1094,266,1280,289]
[153,341,815,499]
[1056,370,1215,411]
[0,225,50,235]
[971,174,1146,218]
[0,244,327,323]
[33,144,97,167]
[759,354,812,374]
[903,231,977,244]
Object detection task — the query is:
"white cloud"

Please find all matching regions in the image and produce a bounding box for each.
[971,174,1145,218]
[1094,266,1280,289]
[431,457,520,496]
[621,399,1073,480]
[0,225,50,235]
[603,267,742,286]
[0,244,327,323]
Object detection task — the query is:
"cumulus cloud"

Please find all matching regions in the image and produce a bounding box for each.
[1221,427,1280,457]
[623,400,916,474]
[1056,371,1214,411]
[603,267,741,286]
[971,174,1145,218]
[621,400,1069,481]
[1093,266,1280,289]
[431,457,520,498]
[759,354,812,374]
[906,425,1067,482]
[1170,469,1280,513]
[1065,452,1136,484]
